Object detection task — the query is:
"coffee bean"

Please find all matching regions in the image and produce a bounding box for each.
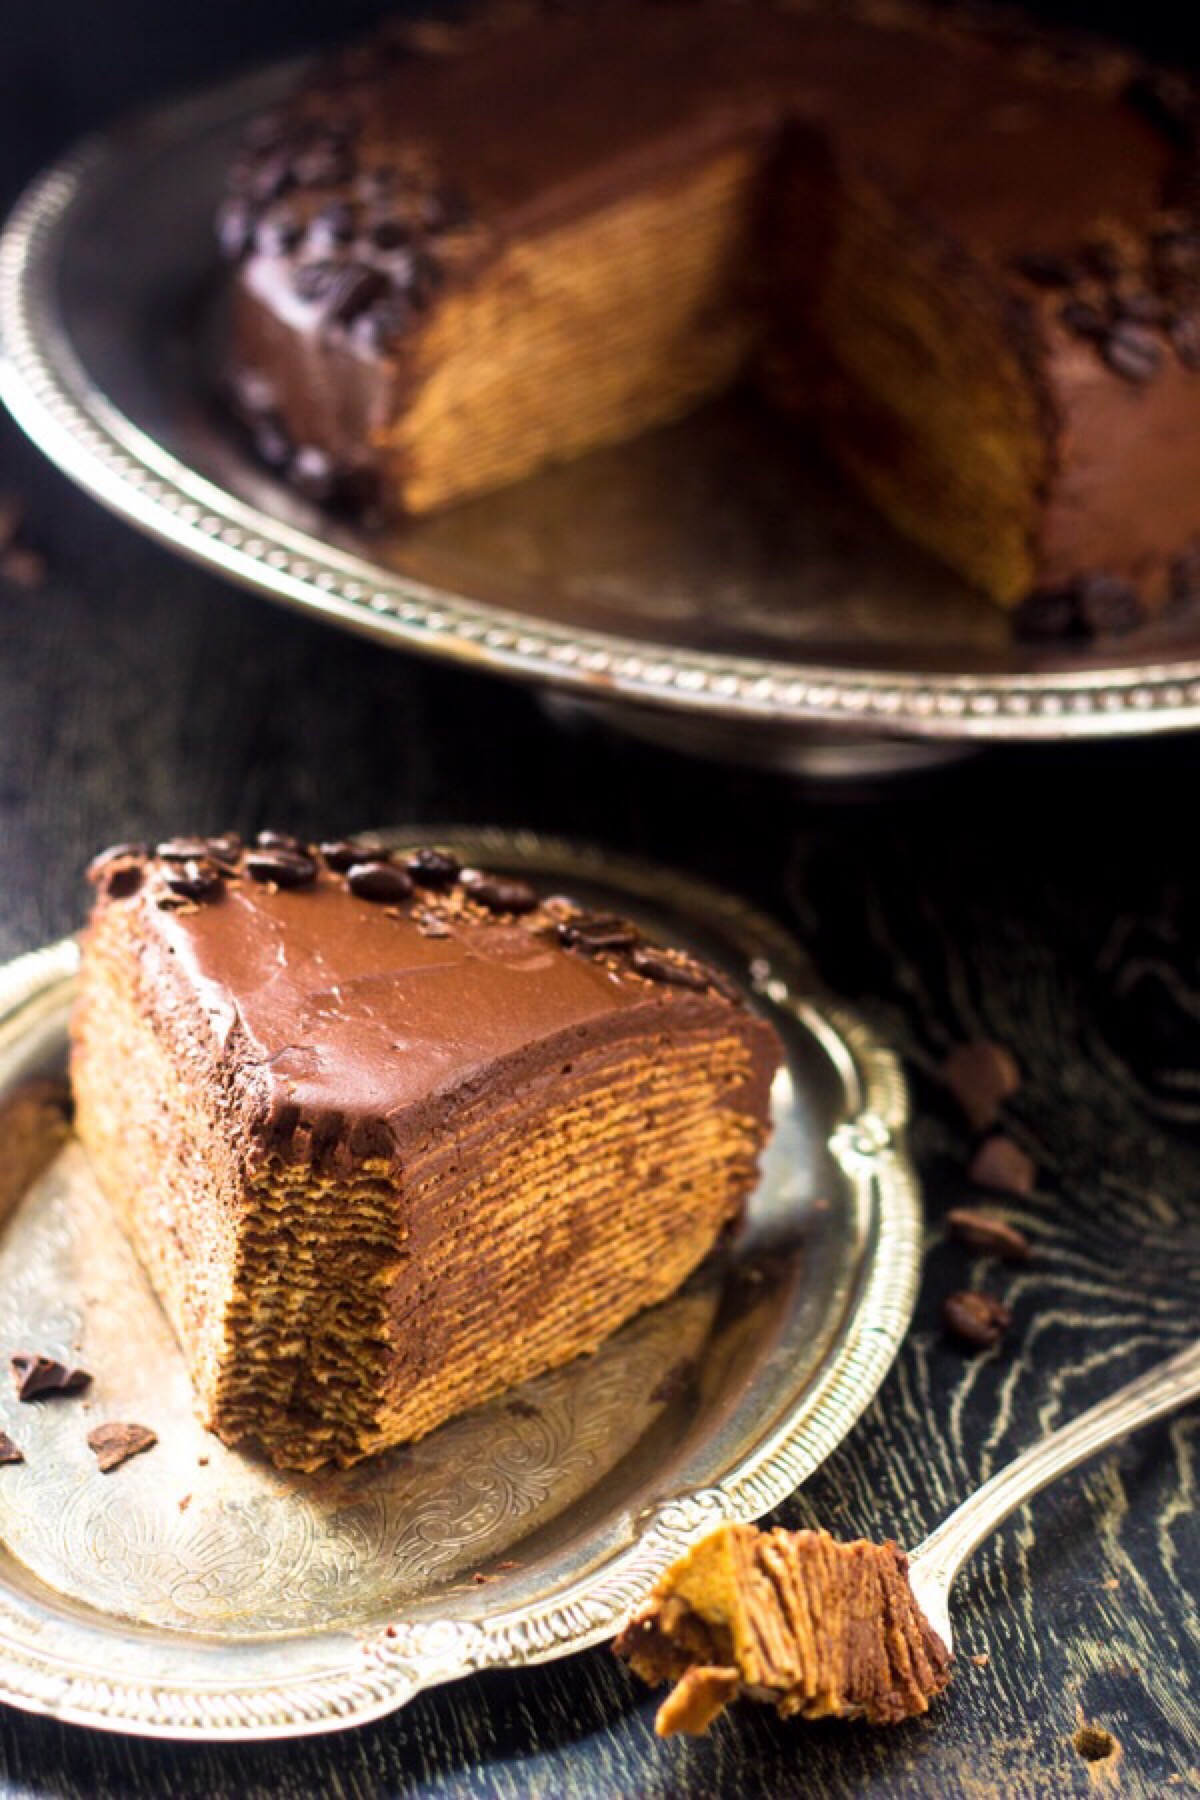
[157,837,213,862]
[1060,299,1107,340]
[939,1040,1021,1132]
[1077,573,1143,636]
[292,260,343,303]
[290,446,337,502]
[557,913,640,952]
[216,198,256,261]
[256,830,305,853]
[947,1207,1032,1262]
[1170,311,1200,369]
[967,1135,1037,1197]
[245,848,317,888]
[11,1353,91,1401]
[229,369,276,421]
[942,1290,1013,1350]
[461,872,539,914]
[1014,585,1084,641]
[319,839,365,871]
[256,210,304,255]
[292,143,353,189]
[309,200,356,247]
[87,844,147,896]
[405,847,461,888]
[205,833,243,872]
[629,946,710,990]
[1103,322,1163,382]
[346,860,414,902]
[163,859,223,901]
[1012,252,1078,288]
[369,217,411,250]
[353,297,414,352]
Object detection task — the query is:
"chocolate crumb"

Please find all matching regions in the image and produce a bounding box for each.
[942,1290,1013,1350]
[178,1493,192,1513]
[87,1422,158,1472]
[471,1571,489,1585]
[0,1433,24,1465]
[971,1653,990,1668]
[947,1207,1032,1261]
[11,1354,91,1401]
[966,1136,1037,1199]
[506,1398,539,1419]
[414,908,452,938]
[939,1040,1021,1131]
[649,1358,695,1405]
[346,860,414,903]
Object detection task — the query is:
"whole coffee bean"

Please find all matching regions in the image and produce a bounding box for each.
[942,1290,1013,1350]
[244,849,317,888]
[461,872,539,914]
[346,860,414,903]
[947,1207,1032,1262]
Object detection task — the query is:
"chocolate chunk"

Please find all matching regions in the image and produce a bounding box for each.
[1170,311,1200,370]
[1012,252,1078,288]
[244,848,317,888]
[967,1135,1036,1197]
[156,837,213,862]
[11,1354,91,1401]
[942,1290,1013,1350]
[319,839,365,871]
[1102,322,1163,383]
[323,263,390,329]
[1060,299,1107,340]
[289,446,337,502]
[629,946,711,990]
[86,843,147,898]
[405,847,461,888]
[461,872,539,914]
[346,860,414,903]
[558,912,641,952]
[939,1040,1021,1132]
[0,1433,23,1465]
[947,1207,1032,1262]
[1076,573,1143,636]
[163,859,223,901]
[292,260,344,303]
[215,198,256,261]
[87,1422,158,1473]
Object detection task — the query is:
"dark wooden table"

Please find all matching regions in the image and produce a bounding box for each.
[2,8,1198,1795]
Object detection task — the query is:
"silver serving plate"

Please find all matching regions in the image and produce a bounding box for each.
[4,68,1200,770]
[0,830,919,1741]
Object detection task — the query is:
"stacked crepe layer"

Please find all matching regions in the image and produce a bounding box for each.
[614,1522,953,1734]
[225,0,1200,622]
[71,845,780,1469]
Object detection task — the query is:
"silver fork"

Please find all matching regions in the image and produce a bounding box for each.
[906,1339,1200,1652]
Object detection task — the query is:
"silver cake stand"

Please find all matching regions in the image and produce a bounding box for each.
[4,63,1200,773]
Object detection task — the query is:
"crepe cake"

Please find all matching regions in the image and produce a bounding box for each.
[614,1521,953,1734]
[219,0,1200,635]
[70,835,781,1470]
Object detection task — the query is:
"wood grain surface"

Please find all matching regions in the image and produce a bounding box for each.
[1,5,1199,1788]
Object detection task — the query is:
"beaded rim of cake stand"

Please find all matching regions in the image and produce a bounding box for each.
[0,833,920,1739]
[5,113,1200,745]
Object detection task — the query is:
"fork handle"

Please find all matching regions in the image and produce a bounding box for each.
[910,1339,1200,1605]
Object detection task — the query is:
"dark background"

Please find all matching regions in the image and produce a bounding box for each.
[1,4,1198,1796]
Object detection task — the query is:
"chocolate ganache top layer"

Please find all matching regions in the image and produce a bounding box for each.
[84,836,780,1157]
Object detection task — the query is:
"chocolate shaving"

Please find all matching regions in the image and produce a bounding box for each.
[0,1433,24,1466]
[947,1207,1032,1262]
[87,1422,158,1473]
[939,1040,1021,1132]
[967,1135,1036,1198]
[11,1354,91,1402]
